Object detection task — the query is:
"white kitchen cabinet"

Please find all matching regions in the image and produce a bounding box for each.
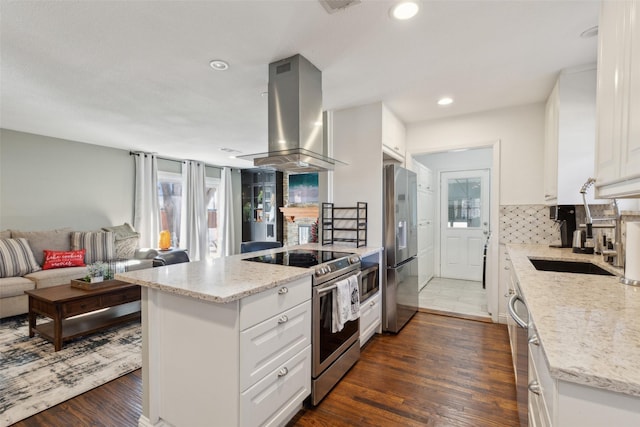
[528,318,640,427]
[543,81,559,202]
[543,66,598,204]
[240,347,311,427]
[416,162,435,289]
[359,291,381,347]
[503,251,517,375]
[382,104,406,162]
[141,276,312,427]
[498,244,513,325]
[595,0,640,198]
[240,300,311,391]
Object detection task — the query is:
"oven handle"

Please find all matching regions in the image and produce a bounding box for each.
[316,272,361,296]
[317,283,338,296]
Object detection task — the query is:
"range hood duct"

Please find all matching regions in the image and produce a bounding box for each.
[246,54,343,173]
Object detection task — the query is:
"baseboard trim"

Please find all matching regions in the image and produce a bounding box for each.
[139,415,174,427]
[418,307,493,323]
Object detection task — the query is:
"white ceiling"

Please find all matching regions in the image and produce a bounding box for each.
[0,0,600,168]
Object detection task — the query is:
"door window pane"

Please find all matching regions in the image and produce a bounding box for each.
[447,178,481,228]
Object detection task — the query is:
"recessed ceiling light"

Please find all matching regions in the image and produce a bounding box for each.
[390,1,420,20]
[209,60,229,71]
[437,97,454,106]
[580,26,598,38]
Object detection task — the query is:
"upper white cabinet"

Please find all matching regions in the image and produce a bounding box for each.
[382,104,406,163]
[543,65,598,204]
[595,0,640,198]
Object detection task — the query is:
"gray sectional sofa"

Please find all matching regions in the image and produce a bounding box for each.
[0,224,157,319]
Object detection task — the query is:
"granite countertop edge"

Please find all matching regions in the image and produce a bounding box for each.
[116,244,382,303]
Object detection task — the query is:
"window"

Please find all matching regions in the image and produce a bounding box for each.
[158,171,182,248]
[157,171,220,257]
[205,177,220,258]
[447,177,482,228]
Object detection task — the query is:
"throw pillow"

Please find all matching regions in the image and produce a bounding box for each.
[102,223,140,259]
[101,223,139,240]
[70,231,115,264]
[0,230,10,239]
[0,238,42,278]
[42,249,86,270]
[10,228,72,266]
[113,236,139,259]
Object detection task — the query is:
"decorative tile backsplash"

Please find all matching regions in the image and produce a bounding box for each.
[499,205,557,245]
[499,203,640,246]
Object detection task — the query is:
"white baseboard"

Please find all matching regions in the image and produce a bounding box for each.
[139,415,174,427]
[497,312,508,325]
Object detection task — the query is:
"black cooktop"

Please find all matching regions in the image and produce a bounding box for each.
[243,249,354,268]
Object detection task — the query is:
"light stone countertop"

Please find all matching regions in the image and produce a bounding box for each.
[507,244,640,397]
[115,244,382,304]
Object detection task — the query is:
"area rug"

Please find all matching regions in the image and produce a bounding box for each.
[0,315,142,426]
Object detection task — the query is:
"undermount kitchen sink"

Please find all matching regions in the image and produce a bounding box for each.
[528,258,614,276]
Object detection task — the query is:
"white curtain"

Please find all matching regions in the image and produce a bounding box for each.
[219,167,237,256]
[180,161,208,261]
[133,153,160,248]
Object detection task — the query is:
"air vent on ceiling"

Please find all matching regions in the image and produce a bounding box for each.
[318,0,361,14]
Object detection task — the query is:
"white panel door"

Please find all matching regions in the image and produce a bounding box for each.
[440,169,490,281]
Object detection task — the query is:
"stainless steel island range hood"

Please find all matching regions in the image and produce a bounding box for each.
[241,54,342,173]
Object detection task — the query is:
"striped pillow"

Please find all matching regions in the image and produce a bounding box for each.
[0,238,42,278]
[70,231,115,264]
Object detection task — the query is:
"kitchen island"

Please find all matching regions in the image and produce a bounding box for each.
[116,244,381,427]
[506,244,640,426]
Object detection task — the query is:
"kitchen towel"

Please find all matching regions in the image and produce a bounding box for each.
[331,273,361,333]
[332,278,350,333]
[625,222,640,282]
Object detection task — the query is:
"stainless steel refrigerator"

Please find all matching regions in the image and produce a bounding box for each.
[383,164,419,333]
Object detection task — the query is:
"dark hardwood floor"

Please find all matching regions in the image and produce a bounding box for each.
[12,313,518,427]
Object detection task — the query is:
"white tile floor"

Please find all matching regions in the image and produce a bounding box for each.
[419,277,490,319]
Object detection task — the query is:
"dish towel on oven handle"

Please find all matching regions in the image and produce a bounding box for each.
[332,272,361,333]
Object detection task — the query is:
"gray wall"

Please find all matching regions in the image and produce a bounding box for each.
[1,129,244,252]
[1,129,135,230]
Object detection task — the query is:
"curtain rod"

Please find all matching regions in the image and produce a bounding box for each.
[129,151,239,171]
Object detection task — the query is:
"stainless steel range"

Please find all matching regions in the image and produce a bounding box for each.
[244,249,361,405]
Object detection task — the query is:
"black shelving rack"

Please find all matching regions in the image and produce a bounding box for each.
[321,202,367,247]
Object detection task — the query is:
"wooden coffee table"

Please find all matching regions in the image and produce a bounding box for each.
[24,280,141,351]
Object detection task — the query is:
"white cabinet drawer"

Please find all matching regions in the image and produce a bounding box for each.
[240,346,311,427]
[529,333,555,422]
[359,291,381,346]
[240,276,311,330]
[240,300,311,391]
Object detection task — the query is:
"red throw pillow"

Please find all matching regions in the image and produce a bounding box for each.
[42,249,86,270]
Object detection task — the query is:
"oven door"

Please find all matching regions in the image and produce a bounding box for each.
[312,274,360,377]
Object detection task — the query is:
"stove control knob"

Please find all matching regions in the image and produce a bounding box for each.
[349,256,360,264]
[315,268,324,276]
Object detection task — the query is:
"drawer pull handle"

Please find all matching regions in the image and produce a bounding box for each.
[504,266,510,270]
[528,334,540,346]
[278,287,288,295]
[504,289,515,298]
[277,367,289,377]
[528,381,541,395]
[370,300,376,307]
[278,315,288,324]
[505,257,510,261]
